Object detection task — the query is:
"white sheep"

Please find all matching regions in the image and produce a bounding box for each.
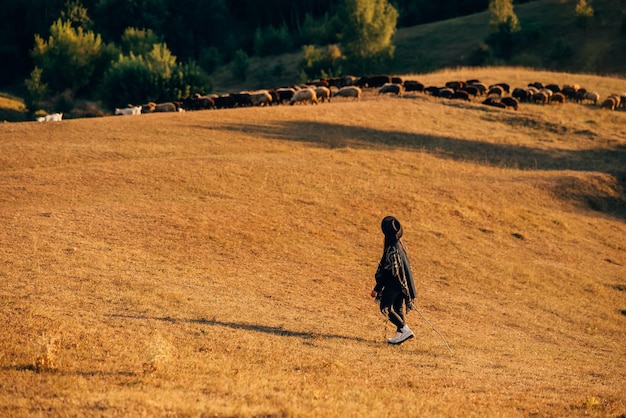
[334,86,361,101]
[289,88,318,105]
[115,106,142,115]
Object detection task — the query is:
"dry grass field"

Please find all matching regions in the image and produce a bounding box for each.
[1,67,625,417]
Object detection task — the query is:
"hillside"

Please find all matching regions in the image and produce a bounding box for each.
[211,0,626,93]
[1,67,625,417]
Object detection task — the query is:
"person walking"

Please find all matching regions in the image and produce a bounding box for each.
[371,216,417,345]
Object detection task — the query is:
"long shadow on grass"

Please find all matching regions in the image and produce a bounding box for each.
[210,119,626,221]
[107,314,376,343]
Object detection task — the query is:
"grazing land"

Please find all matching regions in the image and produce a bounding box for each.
[1,67,625,417]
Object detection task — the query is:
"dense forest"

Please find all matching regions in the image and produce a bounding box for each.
[1,0,543,88]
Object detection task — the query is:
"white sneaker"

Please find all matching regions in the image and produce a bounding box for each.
[387,325,414,345]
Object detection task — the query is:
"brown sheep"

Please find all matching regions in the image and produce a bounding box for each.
[488,85,505,97]
[501,97,519,110]
[550,92,566,104]
[445,81,465,90]
[403,80,424,92]
[450,91,471,101]
[314,86,331,103]
[600,96,618,110]
[482,98,506,109]
[532,91,549,105]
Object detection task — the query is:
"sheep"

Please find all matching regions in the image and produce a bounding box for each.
[561,86,579,102]
[469,82,488,95]
[545,84,560,93]
[378,83,403,96]
[578,91,600,105]
[289,88,318,105]
[274,87,296,104]
[540,88,553,98]
[438,87,454,98]
[424,86,440,96]
[153,102,177,112]
[512,88,531,103]
[600,96,618,110]
[550,92,566,104]
[582,91,599,105]
[487,85,505,97]
[249,90,273,106]
[403,80,424,93]
[501,97,520,110]
[314,86,331,103]
[445,81,465,90]
[461,85,480,98]
[141,102,156,113]
[36,112,63,122]
[115,106,142,115]
[182,94,215,111]
[532,91,549,104]
[482,98,506,109]
[334,86,361,101]
[450,90,471,101]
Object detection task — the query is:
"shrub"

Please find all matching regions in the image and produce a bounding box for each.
[232,49,249,81]
[300,44,344,80]
[100,53,155,108]
[24,67,48,113]
[169,61,213,99]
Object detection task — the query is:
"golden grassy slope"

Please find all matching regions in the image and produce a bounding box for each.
[1,67,625,417]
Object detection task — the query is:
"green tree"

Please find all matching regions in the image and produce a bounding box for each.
[300,44,344,80]
[100,53,154,107]
[486,0,520,59]
[488,0,519,32]
[120,27,162,56]
[24,67,49,112]
[339,0,398,74]
[574,0,594,29]
[31,18,106,94]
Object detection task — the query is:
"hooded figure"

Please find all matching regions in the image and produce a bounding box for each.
[371,216,417,344]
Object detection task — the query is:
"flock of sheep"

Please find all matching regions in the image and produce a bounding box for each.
[35,73,626,121]
[137,73,626,114]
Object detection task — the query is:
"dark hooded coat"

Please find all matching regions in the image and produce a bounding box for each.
[374,216,416,312]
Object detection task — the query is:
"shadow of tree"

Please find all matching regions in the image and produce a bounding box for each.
[106,314,376,344]
[210,119,626,221]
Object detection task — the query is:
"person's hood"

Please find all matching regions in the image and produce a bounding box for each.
[381,216,403,242]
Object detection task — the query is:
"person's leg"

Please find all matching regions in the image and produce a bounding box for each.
[390,293,406,331]
[387,293,413,345]
[380,290,404,330]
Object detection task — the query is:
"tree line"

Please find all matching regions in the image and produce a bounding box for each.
[2,0,552,116]
[1,0,536,88]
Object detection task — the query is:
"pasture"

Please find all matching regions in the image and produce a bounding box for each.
[1,67,625,417]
